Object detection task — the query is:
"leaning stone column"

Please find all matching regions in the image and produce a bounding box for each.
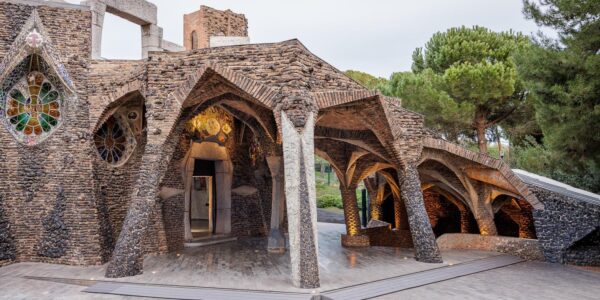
[106,147,162,277]
[399,164,443,263]
[280,111,320,289]
[267,156,286,253]
[473,190,498,236]
[340,186,369,247]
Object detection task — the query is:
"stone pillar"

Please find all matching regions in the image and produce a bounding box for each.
[399,164,443,263]
[267,156,286,253]
[106,147,162,277]
[340,186,369,247]
[141,24,163,58]
[88,0,106,59]
[280,111,320,289]
[473,189,498,236]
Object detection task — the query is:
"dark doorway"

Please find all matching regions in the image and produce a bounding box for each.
[191,159,216,237]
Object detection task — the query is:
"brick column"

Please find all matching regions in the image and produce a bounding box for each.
[473,193,498,236]
[340,186,369,247]
[399,164,443,263]
[364,178,382,220]
[280,111,320,289]
[266,156,286,253]
[459,209,471,233]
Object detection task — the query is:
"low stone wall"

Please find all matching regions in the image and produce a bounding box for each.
[530,185,600,266]
[437,233,544,261]
[365,226,414,248]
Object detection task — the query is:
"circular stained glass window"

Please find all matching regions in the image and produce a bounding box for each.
[94,116,134,165]
[4,71,62,143]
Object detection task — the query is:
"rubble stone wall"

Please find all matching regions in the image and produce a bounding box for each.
[531,185,600,266]
[0,2,103,265]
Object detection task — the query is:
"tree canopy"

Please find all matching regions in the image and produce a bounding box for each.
[387,26,529,153]
[514,0,600,191]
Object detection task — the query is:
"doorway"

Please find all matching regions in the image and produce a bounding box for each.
[191,159,216,237]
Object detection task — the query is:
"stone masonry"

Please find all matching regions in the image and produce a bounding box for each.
[0,0,598,292]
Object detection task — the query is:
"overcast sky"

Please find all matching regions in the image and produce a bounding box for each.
[64,0,553,78]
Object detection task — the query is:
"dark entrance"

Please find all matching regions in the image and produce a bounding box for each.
[191,159,217,237]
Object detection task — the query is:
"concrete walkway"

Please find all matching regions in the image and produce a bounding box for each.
[1,223,599,299]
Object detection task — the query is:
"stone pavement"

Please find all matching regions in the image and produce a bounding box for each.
[0,223,598,299]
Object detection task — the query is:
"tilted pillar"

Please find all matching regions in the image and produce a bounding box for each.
[280,111,320,288]
[472,187,498,236]
[340,185,369,247]
[267,156,286,253]
[399,164,443,263]
[106,146,162,277]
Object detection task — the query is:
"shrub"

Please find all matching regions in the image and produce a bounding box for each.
[317,194,343,209]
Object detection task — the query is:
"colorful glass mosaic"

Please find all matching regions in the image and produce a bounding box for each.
[5,71,61,136]
[186,106,233,146]
[1,54,65,145]
[94,115,137,165]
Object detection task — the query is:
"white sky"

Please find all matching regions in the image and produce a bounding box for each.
[64,0,553,78]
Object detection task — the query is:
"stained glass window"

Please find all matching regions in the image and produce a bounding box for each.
[94,115,137,166]
[5,71,61,136]
[1,54,64,145]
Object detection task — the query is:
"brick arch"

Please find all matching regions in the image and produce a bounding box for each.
[422,137,543,210]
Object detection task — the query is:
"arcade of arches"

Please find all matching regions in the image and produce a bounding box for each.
[1,2,598,294]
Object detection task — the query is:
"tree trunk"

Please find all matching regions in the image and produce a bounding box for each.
[496,131,502,158]
[475,107,488,154]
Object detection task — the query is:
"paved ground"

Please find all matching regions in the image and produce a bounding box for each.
[1,223,599,299]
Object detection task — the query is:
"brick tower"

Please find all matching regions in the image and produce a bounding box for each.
[183,5,249,50]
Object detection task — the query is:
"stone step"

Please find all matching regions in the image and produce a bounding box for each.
[185,236,238,247]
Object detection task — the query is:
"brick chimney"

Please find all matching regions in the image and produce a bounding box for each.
[183,5,249,50]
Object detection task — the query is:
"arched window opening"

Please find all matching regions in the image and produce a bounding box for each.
[191,31,198,50]
[493,195,537,239]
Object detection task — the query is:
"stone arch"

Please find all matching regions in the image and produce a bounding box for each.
[422,137,542,210]
[491,194,537,239]
[106,65,282,277]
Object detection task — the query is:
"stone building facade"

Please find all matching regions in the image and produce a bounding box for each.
[0,0,598,289]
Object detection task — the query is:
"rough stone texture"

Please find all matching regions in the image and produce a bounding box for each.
[0,2,103,266]
[437,233,544,261]
[281,111,320,288]
[530,185,600,266]
[0,194,16,261]
[36,187,69,258]
[399,164,443,263]
[1,1,598,291]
